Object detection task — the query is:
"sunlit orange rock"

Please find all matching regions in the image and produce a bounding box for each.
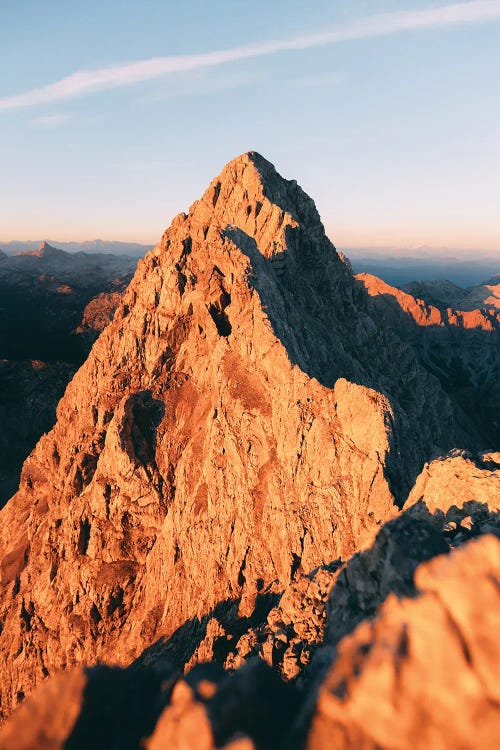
[308,534,500,750]
[0,153,464,720]
[356,272,500,445]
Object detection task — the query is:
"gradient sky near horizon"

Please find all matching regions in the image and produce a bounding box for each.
[1,0,499,251]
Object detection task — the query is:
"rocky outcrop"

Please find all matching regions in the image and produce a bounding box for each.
[308,533,500,750]
[404,275,500,312]
[356,272,500,444]
[401,279,467,309]
[0,153,470,719]
[75,291,124,341]
[1,454,499,749]
[358,272,500,331]
[405,449,500,516]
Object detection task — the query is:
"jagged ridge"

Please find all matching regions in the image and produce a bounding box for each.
[0,152,468,719]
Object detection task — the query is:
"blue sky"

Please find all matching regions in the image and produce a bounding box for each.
[1,0,499,251]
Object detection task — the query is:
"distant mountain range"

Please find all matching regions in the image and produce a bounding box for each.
[343,245,500,287]
[0,239,152,258]
[2,240,497,287]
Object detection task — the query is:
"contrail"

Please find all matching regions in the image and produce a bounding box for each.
[1,1,499,111]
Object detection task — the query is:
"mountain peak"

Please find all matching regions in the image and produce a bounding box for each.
[0,153,462,722]
[181,151,325,262]
[222,149,272,172]
[36,241,65,258]
[219,151,288,190]
[18,241,67,259]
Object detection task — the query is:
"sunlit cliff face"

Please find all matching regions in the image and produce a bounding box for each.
[0,153,498,749]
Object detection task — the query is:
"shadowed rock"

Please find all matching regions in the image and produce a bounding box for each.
[0,153,490,722]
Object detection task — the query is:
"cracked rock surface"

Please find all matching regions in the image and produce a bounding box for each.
[0,154,498,744]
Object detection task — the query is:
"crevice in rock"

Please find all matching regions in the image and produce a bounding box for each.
[290,552,302,581]
[12,575,21,597]
[104,483,111,519]
[106,587,124,618]
[238,548,250,588]
[49,559,58,582]
[441,603,473,666]
[90,604,102,625]
[20,600,33,632]
[175,264,187,295]
[208,303,232,337]
[77,518,91,556]
[130,391,165,465]
[181,237,192,258]
[212,181,222,207]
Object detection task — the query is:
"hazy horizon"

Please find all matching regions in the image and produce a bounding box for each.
[1,236,498,288]
[1,237,498,259]
[0,236,500,260]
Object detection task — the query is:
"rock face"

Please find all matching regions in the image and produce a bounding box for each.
[404,274,500,312]
[75,290,125,343]
[0,152,469,719]
[308,533,500,750]
[1,452,499,748]
[356,272,500,445]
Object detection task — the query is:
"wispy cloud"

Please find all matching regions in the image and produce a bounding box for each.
[31,113,70,127]
[1,1,499,112]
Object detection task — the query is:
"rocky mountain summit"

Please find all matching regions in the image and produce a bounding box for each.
[0,153,498,747]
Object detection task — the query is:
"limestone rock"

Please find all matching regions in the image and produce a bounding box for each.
[356,272,500,444]
[404,275,500,312]
[307,534,500,750]
[0,153,467,719]
[2,500,500,748]
[75,290,124,340]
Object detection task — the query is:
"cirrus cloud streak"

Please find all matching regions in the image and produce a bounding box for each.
[1,1,500,111]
